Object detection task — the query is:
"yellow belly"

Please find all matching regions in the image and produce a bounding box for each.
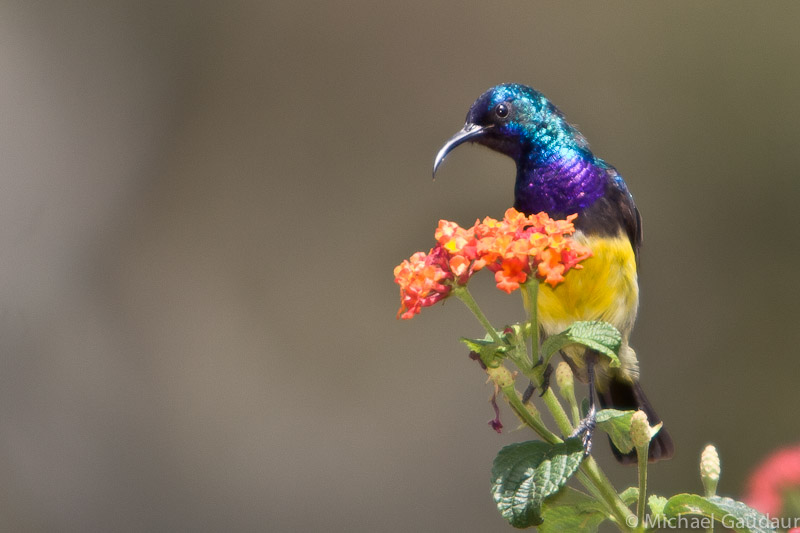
[537,231,639,338]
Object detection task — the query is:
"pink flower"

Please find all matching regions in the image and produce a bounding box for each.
[743,444,800,516]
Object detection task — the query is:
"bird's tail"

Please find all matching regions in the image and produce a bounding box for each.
[596,375,675,464]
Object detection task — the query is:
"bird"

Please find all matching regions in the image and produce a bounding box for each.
[432,83,673,464]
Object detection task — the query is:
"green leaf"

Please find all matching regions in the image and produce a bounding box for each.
[619,486,639,505]
[595,409,636,455]
[463,324,532,369]
[539,487,607,532]
[540,321,621,368]
[783,488,800,518]
[460,334,504,354]
[491,438,586,528]
[648,495,667,518]
[663,494,776,533]
[461,333,508,367]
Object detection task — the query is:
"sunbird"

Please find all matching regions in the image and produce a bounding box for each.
[432,83,673,463]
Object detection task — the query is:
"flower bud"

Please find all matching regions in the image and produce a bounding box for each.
[701,444,721,497]
[486,365,514,389]
[630,410,651,449]
[555,362,574,398]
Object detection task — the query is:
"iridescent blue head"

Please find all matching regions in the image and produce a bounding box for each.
[433,83,608,216]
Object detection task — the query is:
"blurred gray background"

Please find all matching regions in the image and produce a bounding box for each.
[1,1,798,531]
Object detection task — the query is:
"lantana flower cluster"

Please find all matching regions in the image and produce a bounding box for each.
[394,208,592,319]
[744,444,800,517]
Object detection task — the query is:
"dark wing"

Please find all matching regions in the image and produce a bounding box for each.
[573,167,642,265]
[614,171,642,265]
[630,203,643,264]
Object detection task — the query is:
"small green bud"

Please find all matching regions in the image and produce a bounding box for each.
[486,364,515,389]
[700,444,721,497]
[630,410,651,449]
[555,362,574,396]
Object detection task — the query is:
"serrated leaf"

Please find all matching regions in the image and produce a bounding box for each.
[595,409,636,455]
[461,333,507,366]
[540,321,621,368]
[463,324,532,369]
[648,495,667,517]
[539,487,607,532]
[619,486,639,505]
[491,438,586,528]
[663,494,776,533]
[460,335,503,354]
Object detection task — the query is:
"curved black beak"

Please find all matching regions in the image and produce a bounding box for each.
[432,123,491,179]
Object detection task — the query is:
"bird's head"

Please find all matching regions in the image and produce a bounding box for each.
[433,83,586,178]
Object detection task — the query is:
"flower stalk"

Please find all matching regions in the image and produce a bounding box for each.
[631,411,651,531]
[395,209,640,531]
[519,277,635,530]
[394,209,780,532]
[453,287,504,346]
[523,280,539,368]
[461,288,633,529]
[555,362,581,426]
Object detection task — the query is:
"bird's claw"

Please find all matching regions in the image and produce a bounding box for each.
[521,363,554,404]
[522,382,535,404]
[538,363,553,397]
[570,410,597,457]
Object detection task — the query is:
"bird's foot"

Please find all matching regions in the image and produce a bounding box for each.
[521,364,553,404]
[538,363,553,397]
[522,382,535,404]
[570,410,597,457]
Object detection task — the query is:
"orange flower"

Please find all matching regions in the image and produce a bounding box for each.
[494,257,529,293]
[394,247,453,320]
[537,248,567,287]
[394,208,592,317]
[435,220,478,261]
[474,208,591,291]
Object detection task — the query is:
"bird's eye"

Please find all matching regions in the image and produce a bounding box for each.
[494,103,509,118]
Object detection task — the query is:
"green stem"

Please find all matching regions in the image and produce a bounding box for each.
[454,287,503,344]
[540,388,574,435]
[523,357,633,528]
[505,383,634,531]
[523,281,539,365]
[521,281,573,435]
[636,445,649,532]
[582,456,637,531]
[498,384,561,445]
[457,282,634,530]
[523,281,633,531]
[565,392,582,427]
[576,471,606,505]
